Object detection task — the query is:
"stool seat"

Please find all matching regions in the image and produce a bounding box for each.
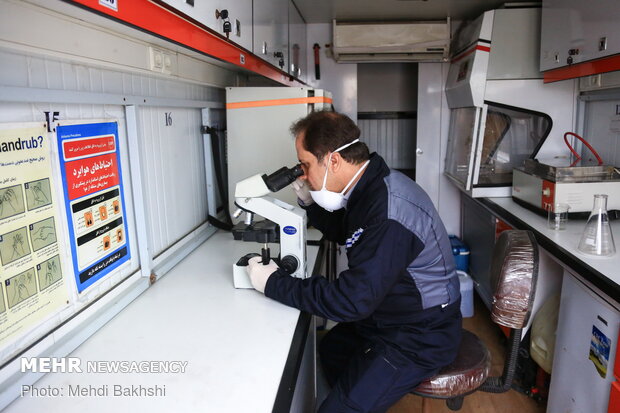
[410,231,537,410]
[413,330,491,397]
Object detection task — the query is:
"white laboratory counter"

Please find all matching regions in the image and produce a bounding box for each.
[4,231,321,413]
[479,197,620,304]
[473,197,620,412]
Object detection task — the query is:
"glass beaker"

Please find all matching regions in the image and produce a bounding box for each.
[577,194,616,256]
[547,203,570,230]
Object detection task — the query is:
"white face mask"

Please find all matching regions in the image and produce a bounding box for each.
[309,139,370,212]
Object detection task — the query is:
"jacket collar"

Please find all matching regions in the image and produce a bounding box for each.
[345,153,389,210]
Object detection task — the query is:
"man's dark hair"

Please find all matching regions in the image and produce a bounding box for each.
[290,111,370,164]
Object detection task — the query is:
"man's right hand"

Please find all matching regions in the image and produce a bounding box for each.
[291,178,313,206]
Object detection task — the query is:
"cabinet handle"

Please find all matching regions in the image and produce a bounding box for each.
[274,51,284,69]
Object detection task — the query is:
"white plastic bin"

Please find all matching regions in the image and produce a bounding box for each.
[457,270,474,318]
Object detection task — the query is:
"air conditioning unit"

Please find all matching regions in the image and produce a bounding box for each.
[332,19,450,63]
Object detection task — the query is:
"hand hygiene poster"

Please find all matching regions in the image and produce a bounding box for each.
[56,122,130,292]
[0,123,69,346]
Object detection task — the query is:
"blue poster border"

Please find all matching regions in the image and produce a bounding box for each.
[56,121,131,293]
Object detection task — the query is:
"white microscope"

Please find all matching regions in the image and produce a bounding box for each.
[231,165,308,288]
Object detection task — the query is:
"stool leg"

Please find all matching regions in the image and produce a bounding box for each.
[421,397,433,413]
[446,396,464,411]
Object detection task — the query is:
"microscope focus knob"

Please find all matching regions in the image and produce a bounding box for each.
[280,255,299,274]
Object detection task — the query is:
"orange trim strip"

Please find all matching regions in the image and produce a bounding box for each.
[451,44,491,63]
[65,0,304,87]
[544,54,620,83]
[226,97,333,109]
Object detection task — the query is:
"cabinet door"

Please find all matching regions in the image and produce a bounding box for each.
[541,0,620,72]
[461,195,498,307]
[288,1,307,82]
[548,273,620,413]
[158,0,252,51]
[253,0,289,70]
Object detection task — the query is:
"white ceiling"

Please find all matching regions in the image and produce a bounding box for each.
[292,0,540,23]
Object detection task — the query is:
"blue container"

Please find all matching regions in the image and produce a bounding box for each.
[449,235,470,272]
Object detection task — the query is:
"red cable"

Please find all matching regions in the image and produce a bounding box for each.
[563,132,603,167]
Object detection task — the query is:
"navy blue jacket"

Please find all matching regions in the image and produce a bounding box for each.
[265,154,461,365]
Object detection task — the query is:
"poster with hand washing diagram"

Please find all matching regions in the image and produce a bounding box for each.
[0,123,69,347]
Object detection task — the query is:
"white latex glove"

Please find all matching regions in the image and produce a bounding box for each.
[246,256,279,293]
[291,178,313,205]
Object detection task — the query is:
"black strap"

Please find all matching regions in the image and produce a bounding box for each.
[208,215,232,231]
[206,127,233,231]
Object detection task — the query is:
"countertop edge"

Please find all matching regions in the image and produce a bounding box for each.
[272,239,325,413]
[478,197,620,304]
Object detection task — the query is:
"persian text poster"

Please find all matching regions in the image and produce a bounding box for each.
[56,122,130,293]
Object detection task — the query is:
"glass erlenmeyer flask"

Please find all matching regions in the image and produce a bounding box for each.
[578,194,616,256]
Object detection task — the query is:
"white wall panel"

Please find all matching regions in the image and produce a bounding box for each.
[0,50,142,289]
[0,0,231,402]
[357,63,418,112]
[0,99,142,356]
[583,98,620,167]
[358,118,416,170]
[137,107,207,257]
[0,44,222,360]
[305,23,357,120]
[417,63,461,236]
[0,48,223,261]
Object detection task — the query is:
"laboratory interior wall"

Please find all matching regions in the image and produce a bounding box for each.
[137,105,212,257]
[304,23,358,121]
[301,43,459,234]
[0,46,142,357]
[416,63,461,236]
[357,63,418,113]
[0,0,239,403]
[357,63,418,178]
[581,92,620,166]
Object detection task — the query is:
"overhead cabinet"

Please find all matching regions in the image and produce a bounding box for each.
[158,0,253,51]
[541,0,620,73]
[148,1,308,83]
[289,1,307,82]
[253,0,289,71]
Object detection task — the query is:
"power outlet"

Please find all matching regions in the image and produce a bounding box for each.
[149,47,163,71]
[148,46,175,75]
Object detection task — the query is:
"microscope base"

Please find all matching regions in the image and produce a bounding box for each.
[233,264,254,289]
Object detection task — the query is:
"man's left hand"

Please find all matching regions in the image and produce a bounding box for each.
[246,256,279,293]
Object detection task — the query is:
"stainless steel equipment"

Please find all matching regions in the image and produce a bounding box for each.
[512,159,620,214]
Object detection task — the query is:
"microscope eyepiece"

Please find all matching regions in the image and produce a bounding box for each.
[262,164,304,193]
